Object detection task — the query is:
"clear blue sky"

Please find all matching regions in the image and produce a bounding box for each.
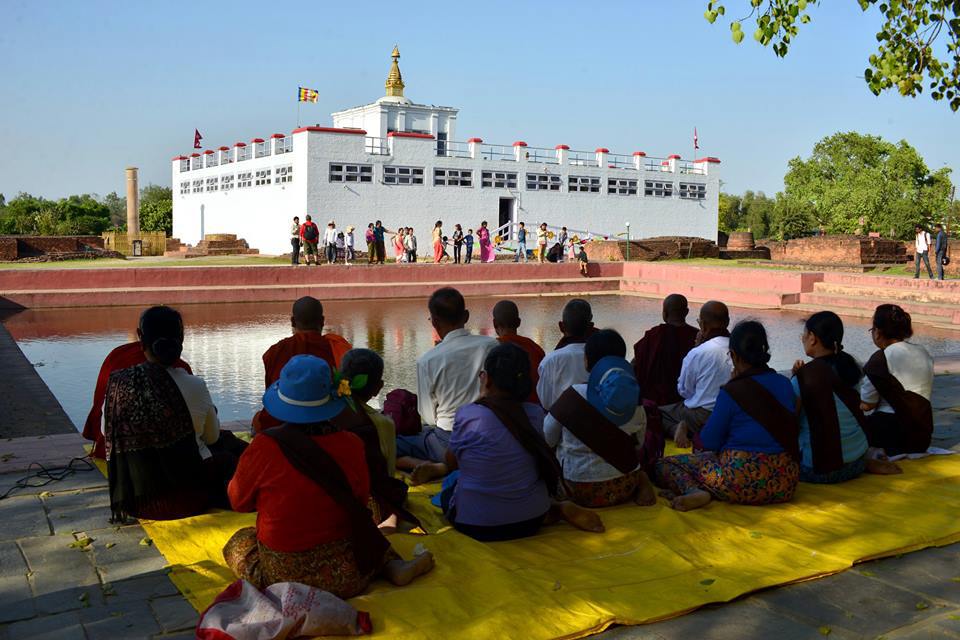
[1,0,956,200]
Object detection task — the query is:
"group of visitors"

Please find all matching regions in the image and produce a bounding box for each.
[291,216,356,266]
[84,289,936,600]
[914,222,951,280]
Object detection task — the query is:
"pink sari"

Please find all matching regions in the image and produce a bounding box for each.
[394,235,405,261]
[478,227,494,263]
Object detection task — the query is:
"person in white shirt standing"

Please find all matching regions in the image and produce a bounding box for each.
[660,301,732,448]
[344,225,355,265]
[537,299,595,410]
[323,220,338,265]
[398,287,497,483]
[914,224,934,279]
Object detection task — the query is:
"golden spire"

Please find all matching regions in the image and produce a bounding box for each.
[385,45,405,97]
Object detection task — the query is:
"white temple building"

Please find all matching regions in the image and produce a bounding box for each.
[172,47,720,256]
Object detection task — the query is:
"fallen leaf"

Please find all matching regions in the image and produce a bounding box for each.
[38,491,53,498]
[105,542,116,549]
[916,602,929,610]
[139,537,153,547]
[68,536,94,549]
[818,626,831,636]
[699,578,715,586]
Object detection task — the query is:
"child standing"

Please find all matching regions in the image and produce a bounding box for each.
[464,229,474,263]
[335,232,345,264]
[537,223,549,263]
[452,224,464,264]
[577,244,589,277]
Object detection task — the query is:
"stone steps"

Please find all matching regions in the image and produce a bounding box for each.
[788,302,957,331]
[797,291,960,324]
[811,281,960,304]
[621,278,796,307]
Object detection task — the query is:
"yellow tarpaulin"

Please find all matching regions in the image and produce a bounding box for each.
[115,453,960,639]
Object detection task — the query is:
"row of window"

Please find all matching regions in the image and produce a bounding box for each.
[180,166,293,194]
[328,164,705,198]
[180,138,293,172]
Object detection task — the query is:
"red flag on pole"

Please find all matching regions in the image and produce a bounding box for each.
[693,127,699,150]
[194,129,203,149]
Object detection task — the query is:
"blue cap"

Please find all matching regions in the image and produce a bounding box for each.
[586,356,640,427]
[262,355,346,424]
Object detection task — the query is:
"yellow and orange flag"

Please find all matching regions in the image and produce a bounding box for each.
[298,87,319,103]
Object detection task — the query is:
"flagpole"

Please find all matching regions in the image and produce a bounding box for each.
[297,100,301,128]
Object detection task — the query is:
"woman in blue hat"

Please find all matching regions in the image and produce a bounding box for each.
[223,355,434,597]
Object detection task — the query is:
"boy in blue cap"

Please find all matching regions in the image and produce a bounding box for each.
[543,329,656,507]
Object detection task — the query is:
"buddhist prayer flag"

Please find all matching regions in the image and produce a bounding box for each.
[298,87,319,103]
[194,129,203,149]
[693,127,699,150]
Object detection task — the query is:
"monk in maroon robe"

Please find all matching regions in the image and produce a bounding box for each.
[632,294,699,406]
[85,341,191,459]
[252,297,352,432]
[492,300,546,405]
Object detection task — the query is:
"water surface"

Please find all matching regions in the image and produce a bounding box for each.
[6,296,959,429]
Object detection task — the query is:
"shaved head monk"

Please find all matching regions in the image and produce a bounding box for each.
[493,300,546,405]
[660,300,732,448]
[632,294,699,407]
[537,298,595,410]
[252,296,352,432]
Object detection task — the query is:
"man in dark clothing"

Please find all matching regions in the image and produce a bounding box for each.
[935,222,949,281]
[374,220,387,265]
[290,216,301,266]
[300,215,320,266]
[632,294,699,406]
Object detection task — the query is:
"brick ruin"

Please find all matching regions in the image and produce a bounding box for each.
[165,234,259,258]
[762,235,905,268]
[0,236,124,262]
[587,237,720,262]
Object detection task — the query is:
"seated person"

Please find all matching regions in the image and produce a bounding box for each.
[399,288,497,482]
[633,294,699,407]
[441,343,605,541]
[333,348,416,532]
[660,300,732,448]
[544,330,656,507]
[492,300,546,405]
[792,311,895,483]
[654,321,800,512]
[105,306,240,521]
[85,327,192,459]
[860,304,934,456]
[538,299,596,410]
[224,355,434,597]
[253,296,352,432]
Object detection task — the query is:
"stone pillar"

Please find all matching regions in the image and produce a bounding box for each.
[467,137,483,159]
[595,148,609,167]
[125,167,140,239]
[555,144,569,165]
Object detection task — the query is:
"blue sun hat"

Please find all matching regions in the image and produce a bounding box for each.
[586,356,640,427]
[262,355,346,424]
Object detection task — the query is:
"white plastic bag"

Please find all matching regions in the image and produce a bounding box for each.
[196,579,372,639]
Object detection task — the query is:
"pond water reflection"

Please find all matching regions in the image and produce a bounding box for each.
[6,295,959,429]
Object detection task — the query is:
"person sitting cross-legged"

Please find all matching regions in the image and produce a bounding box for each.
[493,300,546,405]
[654,321,800,512]
[399,287,497,484]
[537,298,597,411]
[253,296,352,432]
[632,294,699,407]
[544,329,656,508]
[224,355,434,597]
[438,343,605,541]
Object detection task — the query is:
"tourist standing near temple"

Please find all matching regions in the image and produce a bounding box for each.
[365,223,376,264]
[405,227,417,263]
[914,224,934,279]
[557,227,568,263]
[433,221,444,263]
[537,223,549,263]
[660,301,732,448]
[514,222,528,263]
[344,225,355,265]
[323,220,338,265]
[290,216,301,266]
[935,222,949,280]
[374,220,387,264]
[452,224,464,264]
[393,228,406,264]
[300,215,320,265]
[478,221,494,262]
[464,229,474,263]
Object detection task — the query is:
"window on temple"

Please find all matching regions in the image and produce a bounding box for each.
[255,141,269,158]
[205,177,218,192]
[679,182,706,199]
[276,165,293,184]
[329,164,373,183]
[568,175,600,193]
[192,179,203,194]
[526,173,561,191]
[481,171,518,189]
[220,149,233,165]
[221,174,234,191]
[644,180,674,197]
[255,168,272,186]
[237,146,251,161]
[434,168,472,187]
[179,158,190,172]
[383,166,424,185]
[608,178,638,195]
[274,137,293,154]
[205,154,218,168]
[179,181,190,195]
[191,156,203,170]
[237,172,253,189]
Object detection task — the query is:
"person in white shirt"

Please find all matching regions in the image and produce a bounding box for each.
[860,304,934,455]
[537,299,595,410]
[344,225,355,264]
[660,301,732,448]
[323,220,338,265]
[398,287,497,482]
[543,329,656,507]
[404,227,418,263]
[914,224,934,279]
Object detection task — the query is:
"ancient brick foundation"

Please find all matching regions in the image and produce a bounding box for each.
[0,236,107,261]
[764,235,904,267]
[165,234,259,258]
[587,237,719,262]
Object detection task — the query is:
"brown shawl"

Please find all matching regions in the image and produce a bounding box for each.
[795,358,867,473]
[548,387,639,475]
[632,323,698,406]
[721,367,800,461]
[863,349,933,453]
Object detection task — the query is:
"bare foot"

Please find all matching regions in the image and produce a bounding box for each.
[633,471,657,506]
[674,422,691,449]
[866,458,903,475]
[378,513,399,536]
[556,501,605,533]
[410,462,447,485]
[383,551,435,586]
[670,490,711,512]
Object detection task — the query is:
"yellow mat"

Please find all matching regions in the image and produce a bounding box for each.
[106,453,960,640]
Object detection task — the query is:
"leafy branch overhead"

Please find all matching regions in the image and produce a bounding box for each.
[704,0,960,111]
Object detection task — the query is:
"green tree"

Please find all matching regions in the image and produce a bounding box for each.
[780,132,952,239]
[773,193,814,240]
[740,190,775,237]
[704,1,960,111]
[718,193,743,232]
[100,191,127,228]
[0,193,111,235]
[139,184,173,235]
